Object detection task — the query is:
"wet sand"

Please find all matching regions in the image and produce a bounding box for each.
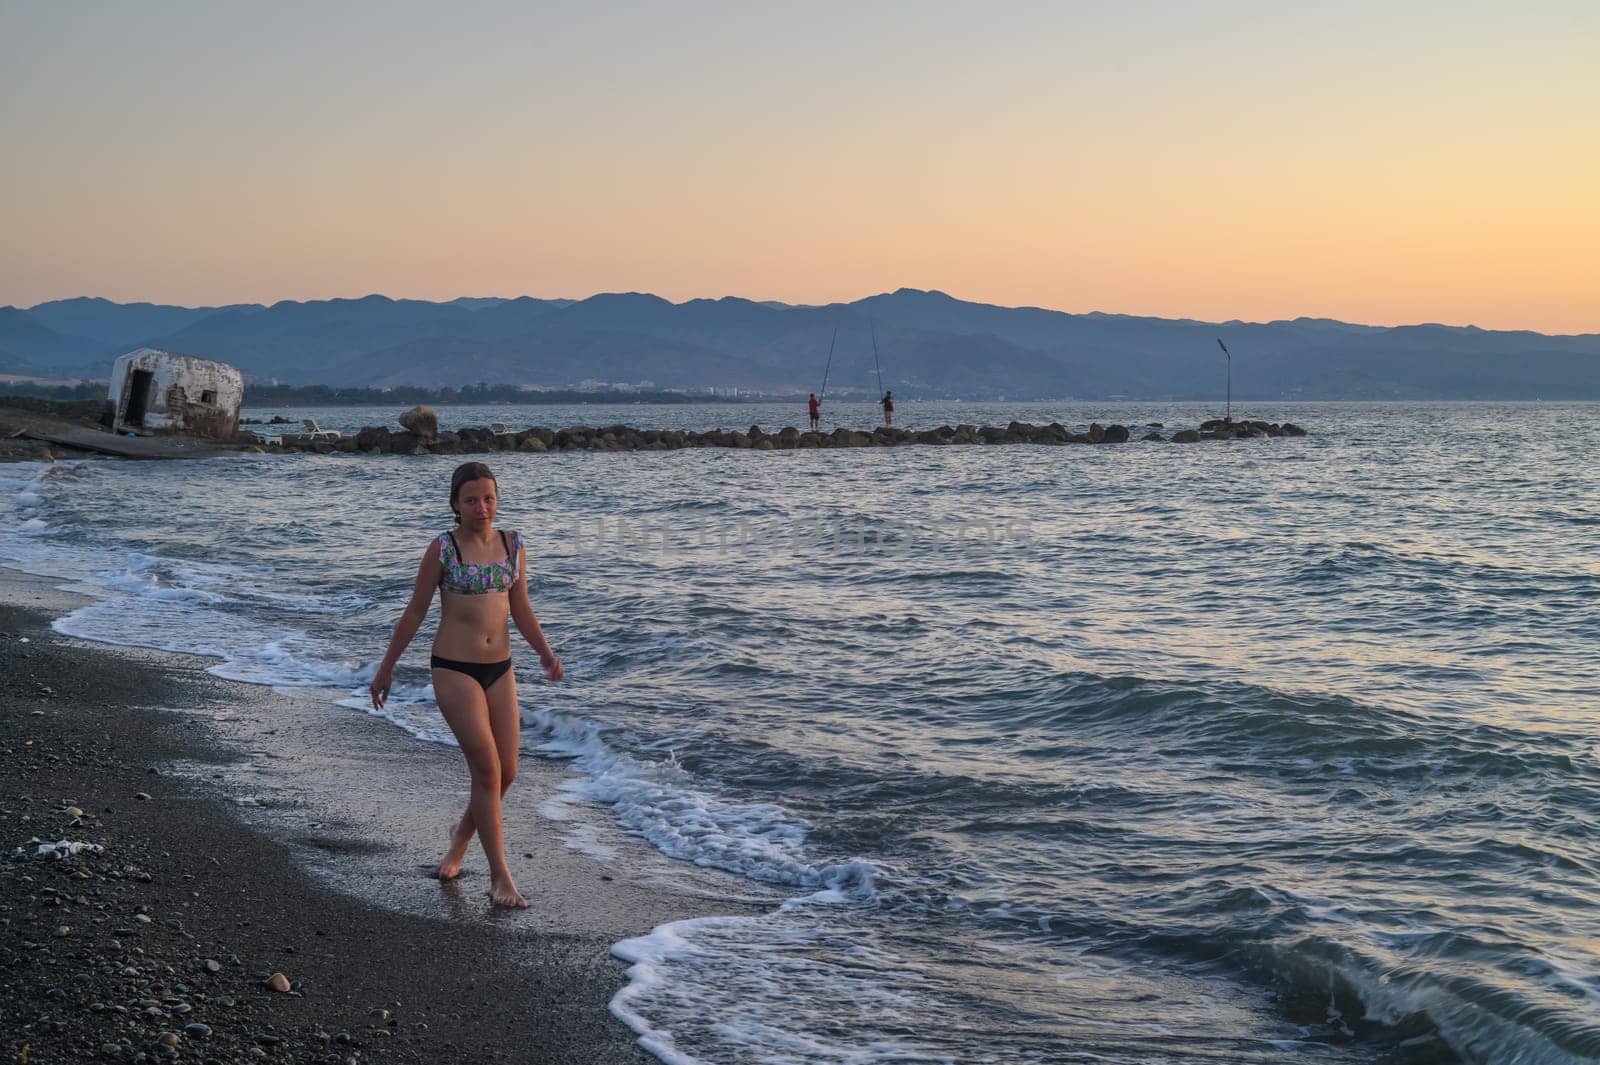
[0,567,750,1064]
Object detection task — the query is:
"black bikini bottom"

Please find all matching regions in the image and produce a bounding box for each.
[430,655,513,693]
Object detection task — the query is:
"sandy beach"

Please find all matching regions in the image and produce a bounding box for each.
[0,566,741,1065]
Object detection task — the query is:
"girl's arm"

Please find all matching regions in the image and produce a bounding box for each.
[509,543,563,681]
[370,541,443,708]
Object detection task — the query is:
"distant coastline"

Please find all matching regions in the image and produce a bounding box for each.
[4,379,1596,410]
[0,380,782,407]
[7,290,1600,402]
[244,385,777,407]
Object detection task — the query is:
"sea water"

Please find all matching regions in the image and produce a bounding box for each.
[3,401,1597,1064]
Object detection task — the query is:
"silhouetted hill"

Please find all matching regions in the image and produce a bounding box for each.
[4,290,1597,398]
[460,296,575,339]
[154,295,494,378]
[0,308,104,373]
[26,297,264,349]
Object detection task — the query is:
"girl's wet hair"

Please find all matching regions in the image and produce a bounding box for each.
[450,462,497,518]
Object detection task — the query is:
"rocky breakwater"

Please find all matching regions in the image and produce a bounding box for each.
[244,408,1306,457]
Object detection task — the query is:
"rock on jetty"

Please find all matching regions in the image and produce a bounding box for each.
[396,404,439,439]
[243,418,1306,455]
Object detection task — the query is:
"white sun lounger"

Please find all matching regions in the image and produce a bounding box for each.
[301,418,342,442]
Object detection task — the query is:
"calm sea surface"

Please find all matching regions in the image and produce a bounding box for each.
[4,402,1598,1064]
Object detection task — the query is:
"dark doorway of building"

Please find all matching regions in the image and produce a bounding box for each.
[126,369,154,427]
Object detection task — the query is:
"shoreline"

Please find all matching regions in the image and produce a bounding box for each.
[0,566,752,1064]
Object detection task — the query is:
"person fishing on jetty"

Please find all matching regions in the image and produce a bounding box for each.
[808,392,821,431]
[881,390,895,426]
[370,461,563,909]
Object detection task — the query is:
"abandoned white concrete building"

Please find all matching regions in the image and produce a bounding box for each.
[108,349,244,439]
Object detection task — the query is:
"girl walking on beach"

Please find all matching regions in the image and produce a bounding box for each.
[369,461,563,908]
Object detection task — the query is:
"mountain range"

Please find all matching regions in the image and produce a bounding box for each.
[3,290,1598,400]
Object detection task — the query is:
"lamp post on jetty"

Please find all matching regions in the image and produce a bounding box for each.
[1215,338,1232,424]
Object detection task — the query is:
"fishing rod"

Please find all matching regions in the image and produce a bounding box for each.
[819,326,838,400]
[870,319,884,397]
[1216,337,1231,423]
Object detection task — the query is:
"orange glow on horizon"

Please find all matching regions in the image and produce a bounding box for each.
[1,3,1595,333]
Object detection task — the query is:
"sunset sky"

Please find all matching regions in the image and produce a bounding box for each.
[2,2,1596,332]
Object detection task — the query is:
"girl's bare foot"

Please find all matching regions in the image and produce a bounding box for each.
[436,816,474,880]
[489,874,529,908]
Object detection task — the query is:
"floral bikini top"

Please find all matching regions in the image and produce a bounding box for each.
[437,529,523,595]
